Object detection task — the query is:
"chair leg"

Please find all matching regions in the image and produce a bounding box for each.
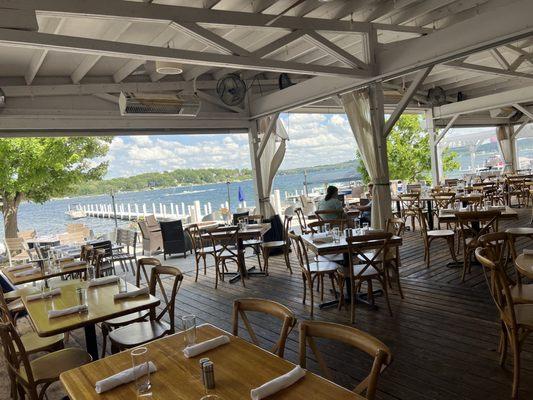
[500,324,508,367]
[214,260,220,289]
[309,276,315,318]
[255,245,263,272]
[426,240,431,269]
[511,329,520,399]
[302,274,307,304]
[381,276,393,317]
[283,246,292,274]
[350,282,356,324]
[461,250,469,282]
[195,256,200,282]
[101,323,109,358]
[447,237,457,262]
[320,274,325,302]
[263,248,270,276]
[203,255,207,275]
[329,273,338,299]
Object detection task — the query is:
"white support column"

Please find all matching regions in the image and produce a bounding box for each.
[426,110,440,186]
[248,121,264,216]
[509,124,518,172]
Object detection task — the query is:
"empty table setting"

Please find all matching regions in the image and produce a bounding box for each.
[1,259,89,285]
[60,323,362,400]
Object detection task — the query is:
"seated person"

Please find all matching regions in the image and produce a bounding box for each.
[353,183,373,224]
[317,186,344,220]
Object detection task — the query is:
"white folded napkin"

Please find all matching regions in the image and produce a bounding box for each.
[6,264,33,272]
[113,287,149,300]
[26,288,61,301]
[250,366,306,400]
[183,335,230,358]
[523,249,533,256]
[13,267,40,277]
[489,205,506,211]
[48,305,87,319]
[88,276,118,287]
[95,361,157,394]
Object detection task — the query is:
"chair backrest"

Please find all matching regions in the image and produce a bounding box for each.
[282,214,293,242]
[346,232,392,280]
[444,178,459,187]
[4,237,28,257]
[299,320,392,400]
[232,298,296,358]
[0,289,15,325]
[288,232,312,274]
[80,244,93,262]
[92,248,106,277]
[475,247,517,330]
[315,209,344,221]
[148,265,183,332]
[17,230,36,240]
[0,321,38,398]
[478,232,509,268]
[456,210,500,241]
[406,183,421,193]
[233,211,250,225]
[145,215,159,228]
[431,193,455,210]
[116,228,137,254]
[136,257,161,287]
[398,193,419,212]
[208,227,239,258]
[137,220,150,239]
[386,218,405,237]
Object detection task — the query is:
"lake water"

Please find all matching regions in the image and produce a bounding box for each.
[1,166,358,238]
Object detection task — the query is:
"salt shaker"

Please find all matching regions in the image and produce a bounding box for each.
[199,358,210,384]
[202,361,215,390]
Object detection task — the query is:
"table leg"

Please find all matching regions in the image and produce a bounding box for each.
[228,237,266,284]
[426,199,434,230]
[85,324,99,360]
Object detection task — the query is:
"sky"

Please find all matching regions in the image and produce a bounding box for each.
[104,113,358,178]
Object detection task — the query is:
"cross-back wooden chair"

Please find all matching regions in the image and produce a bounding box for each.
[17,229,36,241]
[456,210,500,282]
[186,224,218,283]
[113,228,137,275]
[432,193,456,229]
[232,298,296,358]
[288,232,340,317]
[398,193,423,231]
[475,247,533,399]
[384,218,405,298]
[261,214,292,275]
[299,320,392,400]
[342,232,394,324]
[100,257,161,357]
[294,207,310,234]
[109,265,183,352]
[208,226,241,288]
[506,177,528,207]
[0,321,91,400]
[417,207,457,269]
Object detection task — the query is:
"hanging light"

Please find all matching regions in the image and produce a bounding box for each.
[155,61,184,75]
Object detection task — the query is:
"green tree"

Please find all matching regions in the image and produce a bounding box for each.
[0,137,111,238]
[356,114,460,184]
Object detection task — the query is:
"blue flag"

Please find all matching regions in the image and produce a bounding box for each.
[238,186,245,202]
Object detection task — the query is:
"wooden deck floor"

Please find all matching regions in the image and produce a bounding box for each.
[3,208,533,399]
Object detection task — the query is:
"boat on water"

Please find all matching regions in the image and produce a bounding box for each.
[65,203,86,220]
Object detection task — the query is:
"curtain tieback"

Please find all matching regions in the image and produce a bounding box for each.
[259,197,270,203]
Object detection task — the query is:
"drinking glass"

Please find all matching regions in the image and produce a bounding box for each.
[332,227,340,243]
[117,273,128,294]
[131,347,152,397]
[362,222,370,232]
[76,287,88,308]
[182,315,197,346]
[86,265,96,282]
[323,223,331,235]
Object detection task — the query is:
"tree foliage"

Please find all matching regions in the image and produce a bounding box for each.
[0,137,111,237]
[356,115,460,184]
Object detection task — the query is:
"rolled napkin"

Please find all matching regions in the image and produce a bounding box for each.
[26,288,61,301]
[88,276,118,287]
[312,235,334,244]
[61,261,86,269]
[183,335,230,358]
[13,267,40,277]
[48,304,88,319]
[95,361,157,394]
[523,249,533,256]
[113,286,149,300]
[250,366,306,400]
[489,205,506,211]
[6,264,33,272]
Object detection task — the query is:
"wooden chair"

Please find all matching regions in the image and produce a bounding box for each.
[289,232,340,317]
[17,229,36,241]
[92,248,114,277]
[109,265,183,352]
[417,207,457,269]
[475,247,533,399]
[261,215,292,275]
[341,232,394,324]
[4,237,32,267]
[506,178,528,207]
[242,215,264,272]
[315,209,344,221]
[232,298,296,358]
[456,210,499,282]
[431,193,456,229]
[0,321,91,400]
[186,224,219,283]
[100,257,158,357]
[113,228,137,275]
[299,320,392,400]
[398,193,424,231]
[208,226,241,288]
[294,207,310,234]
[384,217,405,298]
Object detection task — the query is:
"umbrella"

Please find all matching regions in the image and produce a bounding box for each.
[238,186,245,202]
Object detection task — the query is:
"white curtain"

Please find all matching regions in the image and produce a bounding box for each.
[496,126,514,173]
[341,85,392,229]
[257,117,289,218]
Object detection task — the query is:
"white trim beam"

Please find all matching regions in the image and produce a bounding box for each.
[444,60,533,80]
[383,66,432,137]
[435,114,459,145]
[195,89,245,114]
[303,31,368,70]
[0,28,371,78]
[253,30,305,58]
[490,48,510,70]
[512,118,530,139]
[513,103,533,120]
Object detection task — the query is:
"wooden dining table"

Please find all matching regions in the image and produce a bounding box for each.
[60,323,363,400]
[1,260,88,286]
[20,278,160,360]
[201,223,271,284]
[302,231,402,309]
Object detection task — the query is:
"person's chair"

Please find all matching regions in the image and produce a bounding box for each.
[398,193,424,231]
[0,322,91,400]
[289,232,340,317]
[432,193,456,229]
[475,247,533,399]
[294,207,310,234]
[113,228,137,275]
[100,257,159,357]
[341,232,394,324]
[232,298,296,358]
[417,207,457,269]
[109,265,183,352]
[299,320,392,400]
[261,214,292,275]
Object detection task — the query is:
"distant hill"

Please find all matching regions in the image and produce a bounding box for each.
[279,160,358,175]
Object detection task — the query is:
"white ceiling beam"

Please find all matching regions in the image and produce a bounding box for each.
[384,66,432,137]
[489,48,510,70]
[435,114,459,145]
[512,118,530,139]
[444,60,533,80]
[195,89,245,114]
[513,103,533,120]
[433,85,533,119]
[303,30,368,70]
[250,0,533,118]
[253,30,305,59]
[0,28,371,78]
[92,93,118,104]
[71,22,131,84]
[0,8,38,30]
[24,17,64,85]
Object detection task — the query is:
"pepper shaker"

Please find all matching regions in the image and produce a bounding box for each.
[202,361,215,390]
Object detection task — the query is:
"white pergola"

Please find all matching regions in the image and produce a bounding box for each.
[1,0,533,226]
